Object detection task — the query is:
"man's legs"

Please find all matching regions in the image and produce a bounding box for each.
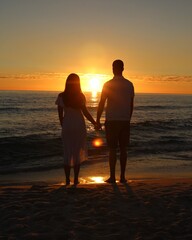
[119,147,127,183]
[119,121,130,183]
[106,148,117,183]
[105,121,118,183]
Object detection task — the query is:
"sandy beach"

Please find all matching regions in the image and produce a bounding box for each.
[1,176,192,240]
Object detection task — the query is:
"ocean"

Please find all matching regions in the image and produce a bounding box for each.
[0,91,192,180]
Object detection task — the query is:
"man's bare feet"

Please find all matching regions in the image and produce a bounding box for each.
[120,178,127,183]
[105,178,116,184]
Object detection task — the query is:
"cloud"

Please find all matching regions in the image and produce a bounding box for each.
[130,75,192,84]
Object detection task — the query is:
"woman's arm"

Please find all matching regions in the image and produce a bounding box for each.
[57,106,64,126]
[81,104,96,125]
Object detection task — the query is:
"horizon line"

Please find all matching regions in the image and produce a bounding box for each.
[0,89,191,95]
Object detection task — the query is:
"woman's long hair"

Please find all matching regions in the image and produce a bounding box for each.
[62,73,85,108]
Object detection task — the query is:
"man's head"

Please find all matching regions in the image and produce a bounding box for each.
[112,59,124,76]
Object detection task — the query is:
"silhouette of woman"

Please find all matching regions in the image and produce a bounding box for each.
[56,73,97,185]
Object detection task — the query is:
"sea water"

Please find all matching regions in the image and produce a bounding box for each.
[0,91,192,177]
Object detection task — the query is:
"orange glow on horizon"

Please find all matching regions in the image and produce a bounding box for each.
[0,73,191,94]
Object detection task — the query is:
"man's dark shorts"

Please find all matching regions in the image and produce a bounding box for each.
[104,121,130,149]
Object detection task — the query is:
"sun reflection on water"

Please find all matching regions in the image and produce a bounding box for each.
[91,90,98,100]
[90,176,105,183]
[80,176,105,184]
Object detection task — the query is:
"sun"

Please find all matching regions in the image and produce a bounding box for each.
[89,77,101,93]
[81,73,110,93]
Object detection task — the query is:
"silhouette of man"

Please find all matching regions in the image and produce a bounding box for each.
[97,60,134,183]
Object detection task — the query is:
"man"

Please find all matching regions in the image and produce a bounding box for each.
[97,60,134,183]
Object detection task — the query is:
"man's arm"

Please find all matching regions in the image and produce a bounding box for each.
[129,83,135,120]
[130,97,134,120]
[97,86,107,127]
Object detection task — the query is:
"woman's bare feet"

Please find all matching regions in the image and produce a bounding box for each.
[66,179,70,186]
[74,179,80,185]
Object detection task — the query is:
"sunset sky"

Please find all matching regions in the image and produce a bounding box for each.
[0,0,192,93]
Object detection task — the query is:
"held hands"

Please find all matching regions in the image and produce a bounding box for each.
[94,121,102,131]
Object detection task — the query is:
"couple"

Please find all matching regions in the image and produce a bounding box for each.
[56,60,135,185]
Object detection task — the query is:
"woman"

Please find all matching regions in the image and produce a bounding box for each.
[56,73,97,185]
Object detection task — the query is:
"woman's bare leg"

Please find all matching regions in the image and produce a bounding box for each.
[74,164,80,185]
[64,165,71,185]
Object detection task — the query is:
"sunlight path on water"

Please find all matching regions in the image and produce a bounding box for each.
[80,176,105,184]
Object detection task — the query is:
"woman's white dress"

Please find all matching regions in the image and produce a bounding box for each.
[56,94,87,167]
